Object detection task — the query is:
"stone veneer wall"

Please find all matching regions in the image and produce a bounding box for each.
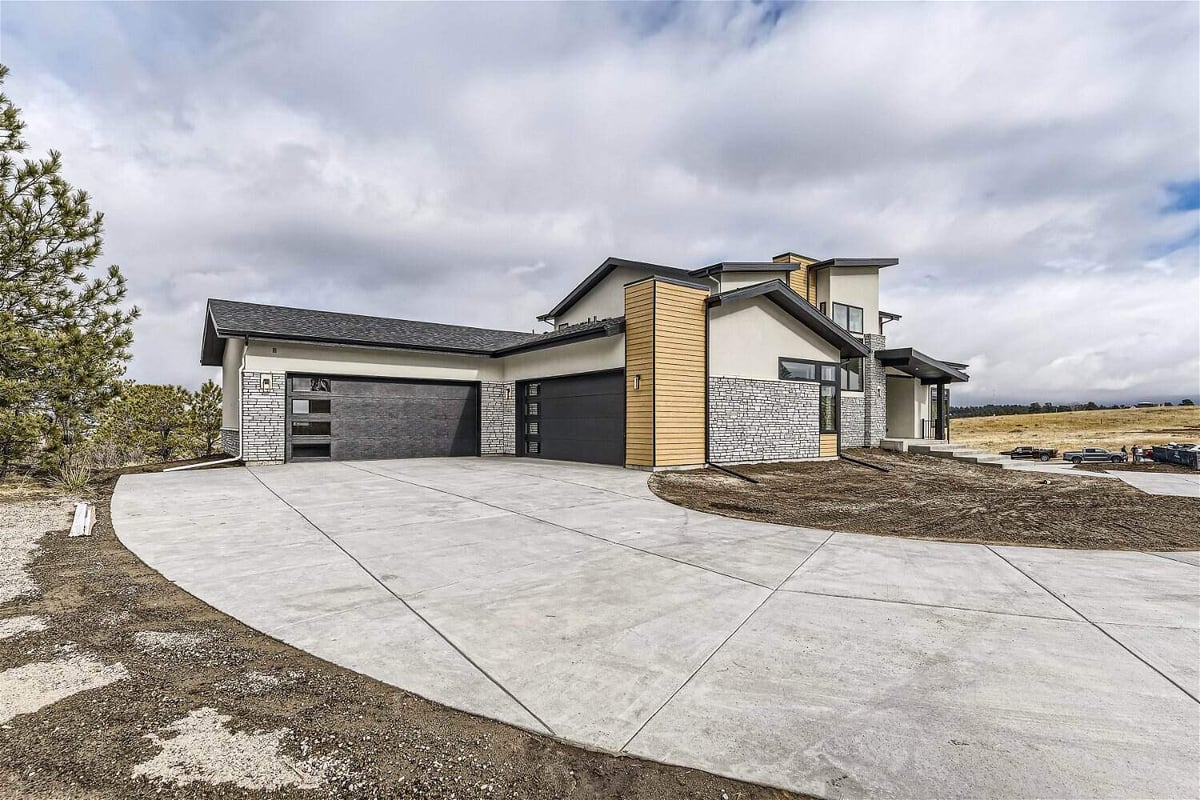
[481,381,516,455]
[220,428,240,458]
[862,333,887,447]
[708,376,820,463]
[840,395,866,448]
[241,371,286,463]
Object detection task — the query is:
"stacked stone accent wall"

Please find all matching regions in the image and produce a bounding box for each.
[241,371,285,463]
[862,333,887,447]
[839,395,867,448]
[708,377,820,463]
[220,428,240,458]
[481,381,516,455]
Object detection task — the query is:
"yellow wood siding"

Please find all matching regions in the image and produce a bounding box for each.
[773,252,816,304]
[820,433,838,458]
[653,282,707,467]
[624,281,655,467]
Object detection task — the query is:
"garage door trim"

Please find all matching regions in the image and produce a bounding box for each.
[286,372,482,462]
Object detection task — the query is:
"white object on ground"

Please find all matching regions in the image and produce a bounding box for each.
[133,707,336,790]
[0,651,128,724]
[69,502,95,537]
[0,615,48,640]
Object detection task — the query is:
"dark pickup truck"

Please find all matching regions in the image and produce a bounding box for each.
[1001,446,1058,462]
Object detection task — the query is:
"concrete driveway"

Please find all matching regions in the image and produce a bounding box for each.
[112,458,1200,799]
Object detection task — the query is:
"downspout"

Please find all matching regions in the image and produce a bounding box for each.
[164,336,247,472]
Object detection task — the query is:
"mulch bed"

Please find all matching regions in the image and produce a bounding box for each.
[1,469,798,800]
[650,450,1200,551]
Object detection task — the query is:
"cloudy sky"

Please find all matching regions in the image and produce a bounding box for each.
[2,1,1197,405]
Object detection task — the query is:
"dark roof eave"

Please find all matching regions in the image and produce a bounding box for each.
[211,329,498,358]
[688,262,797,278]
[490,319,625,356]
[708,280,870,358]
[877,347,970,383]
[808,258,900,270]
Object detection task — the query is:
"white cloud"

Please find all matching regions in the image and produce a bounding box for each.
[2,1,1196,403]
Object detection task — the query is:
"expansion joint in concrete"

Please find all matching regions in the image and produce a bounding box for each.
[985,545,1199,705]
[619,531,836,752]
[244,466,558,735]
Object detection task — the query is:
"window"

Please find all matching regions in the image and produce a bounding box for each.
[779,359,817,381]
[526,440,540,454]
[840,358,863,392]
[526,402,540,416]
[292,442,330,459]
[291,398,330,415]
[309,377,330,392]
[819,385,837,433]
[291,376,331,392]
[527,383,540,397]
[780,357,840,433]
[832,302,864,334]
[526,421,539,435]
[292,421,331,436]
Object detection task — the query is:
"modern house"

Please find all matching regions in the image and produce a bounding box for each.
[200,252,969,468]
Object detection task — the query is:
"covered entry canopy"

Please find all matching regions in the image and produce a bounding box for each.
[876,348,969,384]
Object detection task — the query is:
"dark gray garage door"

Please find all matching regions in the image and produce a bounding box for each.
[516,370,624,465]
[287,374,479,461]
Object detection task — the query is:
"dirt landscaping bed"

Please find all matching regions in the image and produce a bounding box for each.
[650,451,1200,551]
[0,470,795,800]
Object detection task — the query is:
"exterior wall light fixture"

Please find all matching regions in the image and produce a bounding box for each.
[633,374,641,390]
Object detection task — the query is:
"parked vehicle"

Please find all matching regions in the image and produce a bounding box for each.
[1001,446,1058,462]
[1062,447,1127,464]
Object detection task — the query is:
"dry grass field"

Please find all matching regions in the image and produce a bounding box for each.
[950,405,1200,454]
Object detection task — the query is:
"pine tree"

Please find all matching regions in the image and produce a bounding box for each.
[191,379,222,456]
[0,64,138,476]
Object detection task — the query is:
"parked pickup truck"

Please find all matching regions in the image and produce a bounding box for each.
[1063,447,1127,464]
[1001,446,1058,462]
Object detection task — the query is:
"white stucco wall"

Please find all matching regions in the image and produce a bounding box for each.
[221,337,245,429]
[235,334,623,389]
[717,270,788,291]
[499,334,625,381]
[812,266,881,336]
[242,339,504,382]
[885,374,932,438]
[708,297,840,380]
[829,267,881,336]
[556,266,648,326]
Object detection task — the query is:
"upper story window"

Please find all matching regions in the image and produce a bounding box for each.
[832,302,864,334]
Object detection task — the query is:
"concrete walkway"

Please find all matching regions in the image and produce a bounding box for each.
[112,459,1200,799]
[1107,470,1200,498]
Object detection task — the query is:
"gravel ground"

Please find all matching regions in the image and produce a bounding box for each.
[651,450,1200,550]
[0,470,797,800]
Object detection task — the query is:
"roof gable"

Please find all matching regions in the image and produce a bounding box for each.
[706,280,870,358]
[537,256,691,321]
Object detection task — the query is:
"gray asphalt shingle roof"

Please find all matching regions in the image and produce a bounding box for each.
[201,299,622,365]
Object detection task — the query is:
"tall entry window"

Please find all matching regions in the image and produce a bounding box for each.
[779,357,839,433]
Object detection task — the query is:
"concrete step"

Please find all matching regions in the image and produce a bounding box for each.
[956,454,1009,466]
